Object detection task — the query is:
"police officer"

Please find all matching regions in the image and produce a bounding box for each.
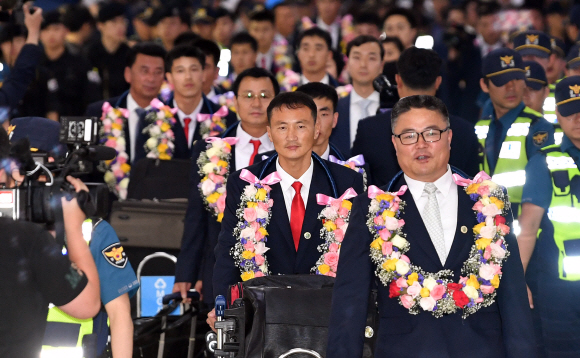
[9,117,139,358]
[477,48,555,220]
[517,76,580,357]
[565,44,580,78]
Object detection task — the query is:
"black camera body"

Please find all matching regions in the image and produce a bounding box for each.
[0,117,114,226]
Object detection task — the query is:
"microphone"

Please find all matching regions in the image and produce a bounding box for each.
[76,145,117,161]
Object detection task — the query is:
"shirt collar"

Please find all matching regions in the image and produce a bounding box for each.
[207,87,216,99]
[316,16,339,29]
[174,98,203,120]
[236,123,271,148]
[321,145,330,160]
[561,134,580,160]
[493,102,525,127]
[276,157,314,194]
[127,93,139,112]
[301,73,329,85]
[404,165,454,199]
[350,89,380,104]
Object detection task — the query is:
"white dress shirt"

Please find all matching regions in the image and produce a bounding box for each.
[256,51,273,70]
[234,124,274,170]
[349,89,380,147]
[126,94,142,161]
[316,17,340,49]
[320,145,330,160]
[174,98,203,149]
[276,158,314,221]
[301,73,329,85]
[207,87,216,99]
[404,166,458,256]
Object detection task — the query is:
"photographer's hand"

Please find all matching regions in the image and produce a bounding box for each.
[24,3,42,45]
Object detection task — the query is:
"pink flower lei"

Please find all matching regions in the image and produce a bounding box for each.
[197,106,229,139]
[312,188,357,277]
[232,170,281,281]
[142,98,178,160]
[99,102,130,200]
[367,172,511,318]
[197,137,238,223]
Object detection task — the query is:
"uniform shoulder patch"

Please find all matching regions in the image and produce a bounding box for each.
[102,243,127,268]
[533,131,548,146]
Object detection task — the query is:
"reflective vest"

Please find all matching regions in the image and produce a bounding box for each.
[543,145,580,281]
[543,83,557,124]
[475,107,540,205]
[41,219,102,357]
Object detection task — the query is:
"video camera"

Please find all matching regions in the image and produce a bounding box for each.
[0,117,115,229]
[373,74,398,109]
[0,0,35,25]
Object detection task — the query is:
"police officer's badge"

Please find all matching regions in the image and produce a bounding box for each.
[525,34,539,45]
[569,85,580,98]
[525,66,531,78]
[102,243,128,268]
[500,55,514,68]
[533,131,548,146]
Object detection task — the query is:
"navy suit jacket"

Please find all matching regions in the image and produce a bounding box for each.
[330,94,354,157]
[166,94,238,160]
[326,173,536,358]
[212,154,364,299]
[351,111,480,187]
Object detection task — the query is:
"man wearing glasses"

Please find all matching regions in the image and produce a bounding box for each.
[173,67,279,306]
[327,95,536,357]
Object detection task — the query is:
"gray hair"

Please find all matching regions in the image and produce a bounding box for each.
[391,95,450,132]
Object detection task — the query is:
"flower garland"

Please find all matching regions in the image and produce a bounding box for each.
[159,80,173,104]
[335,84,353,99]
[142,99,178,160]
[209,91,236,113]
[197,137,239,223]
[197,105,229,139]
[368,172,510,318]
[277,69,301,93]
[272,37,293,75]
[99,102,130,200]
[312,188,357,277]
[232,169,281,281]
[329,154,367,190]
[339,15,355,55]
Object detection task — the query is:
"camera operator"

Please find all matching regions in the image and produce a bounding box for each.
[0,126,100,358]
[0,3,44,114]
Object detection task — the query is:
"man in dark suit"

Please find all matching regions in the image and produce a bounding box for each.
[331,36,384,157]
[352,47,480,187]
[192,38,225,98]
[207,92,364,328]
[85,42,166,164]
[163,45,237,160]
[327,95,536,358]
[172,68,280,305]
[257,82,346,161]
[296,28,341,87]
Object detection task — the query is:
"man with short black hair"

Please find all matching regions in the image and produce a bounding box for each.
[383,8,417,49]
[208,91,364,329]
[63,4,94,56]
[314,0,342,49]
[85,42,166,164]
[352,47,480,186]
[296,27,340,87]
[192,38,224,97]
[332,35,384,156]
[353,12,382,38]
[156,6,190,50]
[213,8,235,48]
[475,2,502,57]
[173,68,279,305]
[328,94,536,357]
[229,32,258,80]
[249,9,283,75]
[86,1,130,100]
[164,45,237,159]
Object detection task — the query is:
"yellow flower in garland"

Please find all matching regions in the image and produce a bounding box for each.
[383,258,398,271]
[242,250,255,260]
[407,272,419,285]
[318,264,330,275]
[491,274,500,288]
[489,197,504,210]
[258,227,268,236]
[159,152,171,160]
[158,143,168,153]
[376,193,394,202]
[473,222,486,235]
[324,221,337,231]
[241,271,255,281]
[476,238,492,250]
[112,122,123,131]
[466,274,480,289]
[256,188,267,201]
[207,192,221,204]
[247,202,258,208]
[382,210,395,219]
[217,160,228,168]
[420,288,430,297]
[217,212,224,223]
[120,163,131,174]
[370,238,384,250]
[160,122,171,132]
[341,200,352,210]
[466,183,480,194]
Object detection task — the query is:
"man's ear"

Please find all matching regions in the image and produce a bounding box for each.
[434,76,442,91]
[480,78,489,93]
[314,120,321,140]
[166,72,174,86]
[266,125,273,143]
[332,112,338,128]
[391,135,398,154]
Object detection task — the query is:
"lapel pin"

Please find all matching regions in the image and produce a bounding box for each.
[461,226,468,234]
[304,232,311,239]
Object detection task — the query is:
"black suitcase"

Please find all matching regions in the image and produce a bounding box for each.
[128,158,191,200]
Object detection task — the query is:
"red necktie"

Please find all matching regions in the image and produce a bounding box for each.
[290,181,305,251]
[249,139,261,166]
[261,56,266,69]
[184,117,192,144]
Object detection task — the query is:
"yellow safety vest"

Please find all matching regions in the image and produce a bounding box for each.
[475,107,541,206]
[543,145,580,281]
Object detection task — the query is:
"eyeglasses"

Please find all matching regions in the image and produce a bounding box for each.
[240,92,273,101]
[393,127,450,145]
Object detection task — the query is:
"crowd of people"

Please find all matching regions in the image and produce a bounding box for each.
[1,0,580,357]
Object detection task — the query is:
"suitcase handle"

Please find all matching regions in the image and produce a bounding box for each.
[162,291,200,305]
[279,348,322,358]
[118,214,130,220]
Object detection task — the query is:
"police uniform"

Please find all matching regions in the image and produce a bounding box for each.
[521,76,580,357]
[541,37,567,125]
[476,48,555,218]
[43,219,139,356]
